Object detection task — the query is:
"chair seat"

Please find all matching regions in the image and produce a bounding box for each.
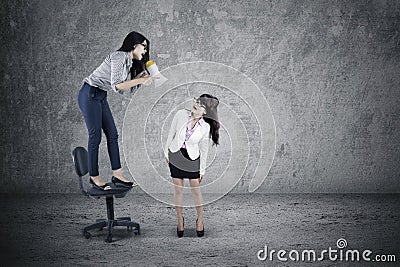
[87,183,132,198]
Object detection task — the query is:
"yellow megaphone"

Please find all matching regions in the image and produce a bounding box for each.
[145,60,168,88]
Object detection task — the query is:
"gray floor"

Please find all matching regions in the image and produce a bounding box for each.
[0,193,399,266]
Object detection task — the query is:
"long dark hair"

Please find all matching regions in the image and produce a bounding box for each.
[117,31,150,79]
[199,94,220,145]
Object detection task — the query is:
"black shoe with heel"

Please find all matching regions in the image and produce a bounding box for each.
[177,217,184,238]
[89,178,111,191]
[111,176,134,187]
[196,218,204,237]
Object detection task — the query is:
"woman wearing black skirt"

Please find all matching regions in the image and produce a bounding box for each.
[164,94,220,237]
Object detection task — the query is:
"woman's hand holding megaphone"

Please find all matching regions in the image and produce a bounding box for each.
[140,75,159,86]
[133,70,157,86]
[134,70,149,78]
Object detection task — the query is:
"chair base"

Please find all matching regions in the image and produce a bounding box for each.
[82,196,140,243]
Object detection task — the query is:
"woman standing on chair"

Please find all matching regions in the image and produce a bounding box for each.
[164,94,220,237]
[78,31,154,190]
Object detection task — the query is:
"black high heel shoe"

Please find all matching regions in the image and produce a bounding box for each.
[111,176,134,187]
[177,217,184,238]
[89,178,111,191]
[196,218,204,237]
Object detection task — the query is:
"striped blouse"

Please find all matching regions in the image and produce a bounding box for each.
[83,51,136,94]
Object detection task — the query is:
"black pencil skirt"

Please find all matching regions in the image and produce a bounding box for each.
[168,148,200,179]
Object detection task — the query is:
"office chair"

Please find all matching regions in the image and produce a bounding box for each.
[72,146,140,243]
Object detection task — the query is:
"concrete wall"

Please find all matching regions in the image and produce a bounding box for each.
[1,0,399,193]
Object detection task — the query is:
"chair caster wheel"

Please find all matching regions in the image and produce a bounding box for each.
[105,235,113,243]
[83,230,91,239]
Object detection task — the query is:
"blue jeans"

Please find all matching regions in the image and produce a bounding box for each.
[78,83,121,176]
